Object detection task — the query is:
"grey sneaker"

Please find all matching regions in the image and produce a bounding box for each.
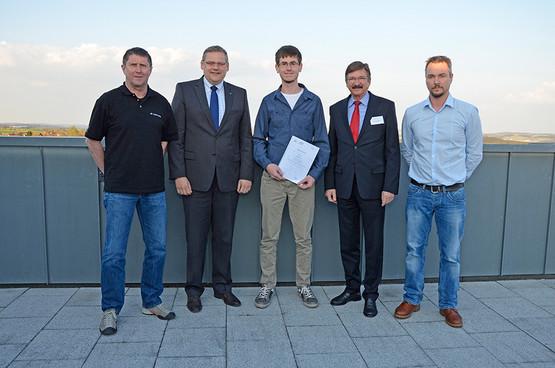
[254,285,274,309]
[298,286,318,308]
[99,308,117,335]
[142,304,176,320]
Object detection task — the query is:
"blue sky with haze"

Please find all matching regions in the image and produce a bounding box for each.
[1,0,554,133]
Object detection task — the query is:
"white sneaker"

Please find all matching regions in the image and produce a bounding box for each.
[99,308,117,335]
[142,304,176,320]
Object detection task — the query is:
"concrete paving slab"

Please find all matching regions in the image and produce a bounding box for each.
[0,317,50,344]
[507,286,555,308]
[339,310,407,337]
[66,287,101,306]
[376,283,405,301]
[0,344,26,367]
[281,301,342,326]
[0,295,70,318]
[481,296,552,319]
[426,346,504,368]
[288,325,357,354]
[402,321,479,349]
[155,356,226,368]
[0,288,27,307]
[83,341,159,368]
[227,339,295,368]
[166,305,225,329]
[15,329,98,361]
[461,281,517,299]
[22,288,77,297]
[227,314,288,341]
[460,305,519,333]
[295,352,368,368]
[97,315,168,343]
[158,327,225,357]
[354,335,433,367]
[44,305,100,330]
[8,359,85,367]
[471,331,555,364]
[509,317,555,348]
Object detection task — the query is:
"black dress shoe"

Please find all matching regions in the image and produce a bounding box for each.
[330,290,362,306]
[187,296,202,313]
[215,291,241,307]
[363,298,378,318]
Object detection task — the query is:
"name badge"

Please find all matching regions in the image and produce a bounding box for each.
[370,116,384,125]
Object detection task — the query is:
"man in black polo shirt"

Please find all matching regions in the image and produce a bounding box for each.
[85,47,178,335]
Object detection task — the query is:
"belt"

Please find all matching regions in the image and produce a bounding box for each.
[410,179,464,193]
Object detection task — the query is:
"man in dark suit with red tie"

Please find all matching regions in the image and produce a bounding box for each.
[167,46,253,313]
[324,61,400,317]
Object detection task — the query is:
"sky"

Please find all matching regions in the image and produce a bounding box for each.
[1,0,554,134]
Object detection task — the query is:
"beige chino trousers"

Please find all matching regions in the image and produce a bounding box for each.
[259,170,315,289]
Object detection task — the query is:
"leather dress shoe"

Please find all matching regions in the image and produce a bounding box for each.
[215,291,241,307]
[187,296,202,313]
[440,308,463,328]
[394,301,420,319]
[363,298,378,317]
[330,290,362,306]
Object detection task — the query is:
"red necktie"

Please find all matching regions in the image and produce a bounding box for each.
[351,101,361,143]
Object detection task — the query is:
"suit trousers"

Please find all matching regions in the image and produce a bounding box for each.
[183,175,239,296]
[259,171,315,289]
[337,178,385,301]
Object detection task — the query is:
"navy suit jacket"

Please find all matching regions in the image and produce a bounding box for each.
[324,92,400,200]
[167,77,253,192]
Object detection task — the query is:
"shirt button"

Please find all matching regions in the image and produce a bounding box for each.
[354,146,358,150]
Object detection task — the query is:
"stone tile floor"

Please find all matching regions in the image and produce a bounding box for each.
[1,280,554,367]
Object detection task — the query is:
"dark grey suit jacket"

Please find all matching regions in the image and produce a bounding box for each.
[324,92,400,200]
[168,77,253,192]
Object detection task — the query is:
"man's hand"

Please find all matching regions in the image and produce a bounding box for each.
[266,163,285,180]
[237,179,252,194]
[325,189,337,204]
[297,175,315,189]
[175,177,192,196]
[381,191,395,207]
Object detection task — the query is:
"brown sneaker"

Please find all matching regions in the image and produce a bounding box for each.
[440,308,463,328]
[394,301,420,319]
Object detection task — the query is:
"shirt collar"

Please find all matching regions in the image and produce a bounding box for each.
[203,76,224,91]
[348,91,370,108]
[424,93,454,110]
[119,82,150,98]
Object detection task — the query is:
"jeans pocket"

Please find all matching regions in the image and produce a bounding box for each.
[407,183,422,198]
[446,187,465,203]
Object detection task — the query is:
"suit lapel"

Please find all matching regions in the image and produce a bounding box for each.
[220,82,234,131]
[358,92,376,139]
[193,77,216,131]
[339,96,355,143]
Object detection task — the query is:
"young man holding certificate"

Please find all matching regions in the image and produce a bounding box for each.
[252,45,330,309]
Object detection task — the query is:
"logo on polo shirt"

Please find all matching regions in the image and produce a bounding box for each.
[149,112,162,118]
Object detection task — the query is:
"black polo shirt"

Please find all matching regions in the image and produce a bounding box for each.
[86,83,178,194]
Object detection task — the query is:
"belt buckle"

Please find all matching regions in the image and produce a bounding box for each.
[430,185,441,194]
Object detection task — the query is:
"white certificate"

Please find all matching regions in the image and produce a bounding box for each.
[278,136,320,184]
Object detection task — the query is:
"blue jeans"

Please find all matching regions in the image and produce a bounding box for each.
[101,192,167,314]
[403,183,466,309]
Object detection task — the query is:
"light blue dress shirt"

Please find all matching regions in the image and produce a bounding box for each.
[347,92,370,134]
[203,77,225,126]
[401,94,483,186]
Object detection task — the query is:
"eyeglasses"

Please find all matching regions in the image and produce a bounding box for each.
[347,76,369,83]
[204,61,227,67]
[278,61,299,67]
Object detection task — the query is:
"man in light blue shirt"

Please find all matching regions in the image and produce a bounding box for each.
[395,56,482,328]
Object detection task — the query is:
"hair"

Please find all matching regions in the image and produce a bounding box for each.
[345,61,371,82]
[425,55,452,76]
[122,47,152,67]
[275,45,302,65]
[202,45,228,63]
